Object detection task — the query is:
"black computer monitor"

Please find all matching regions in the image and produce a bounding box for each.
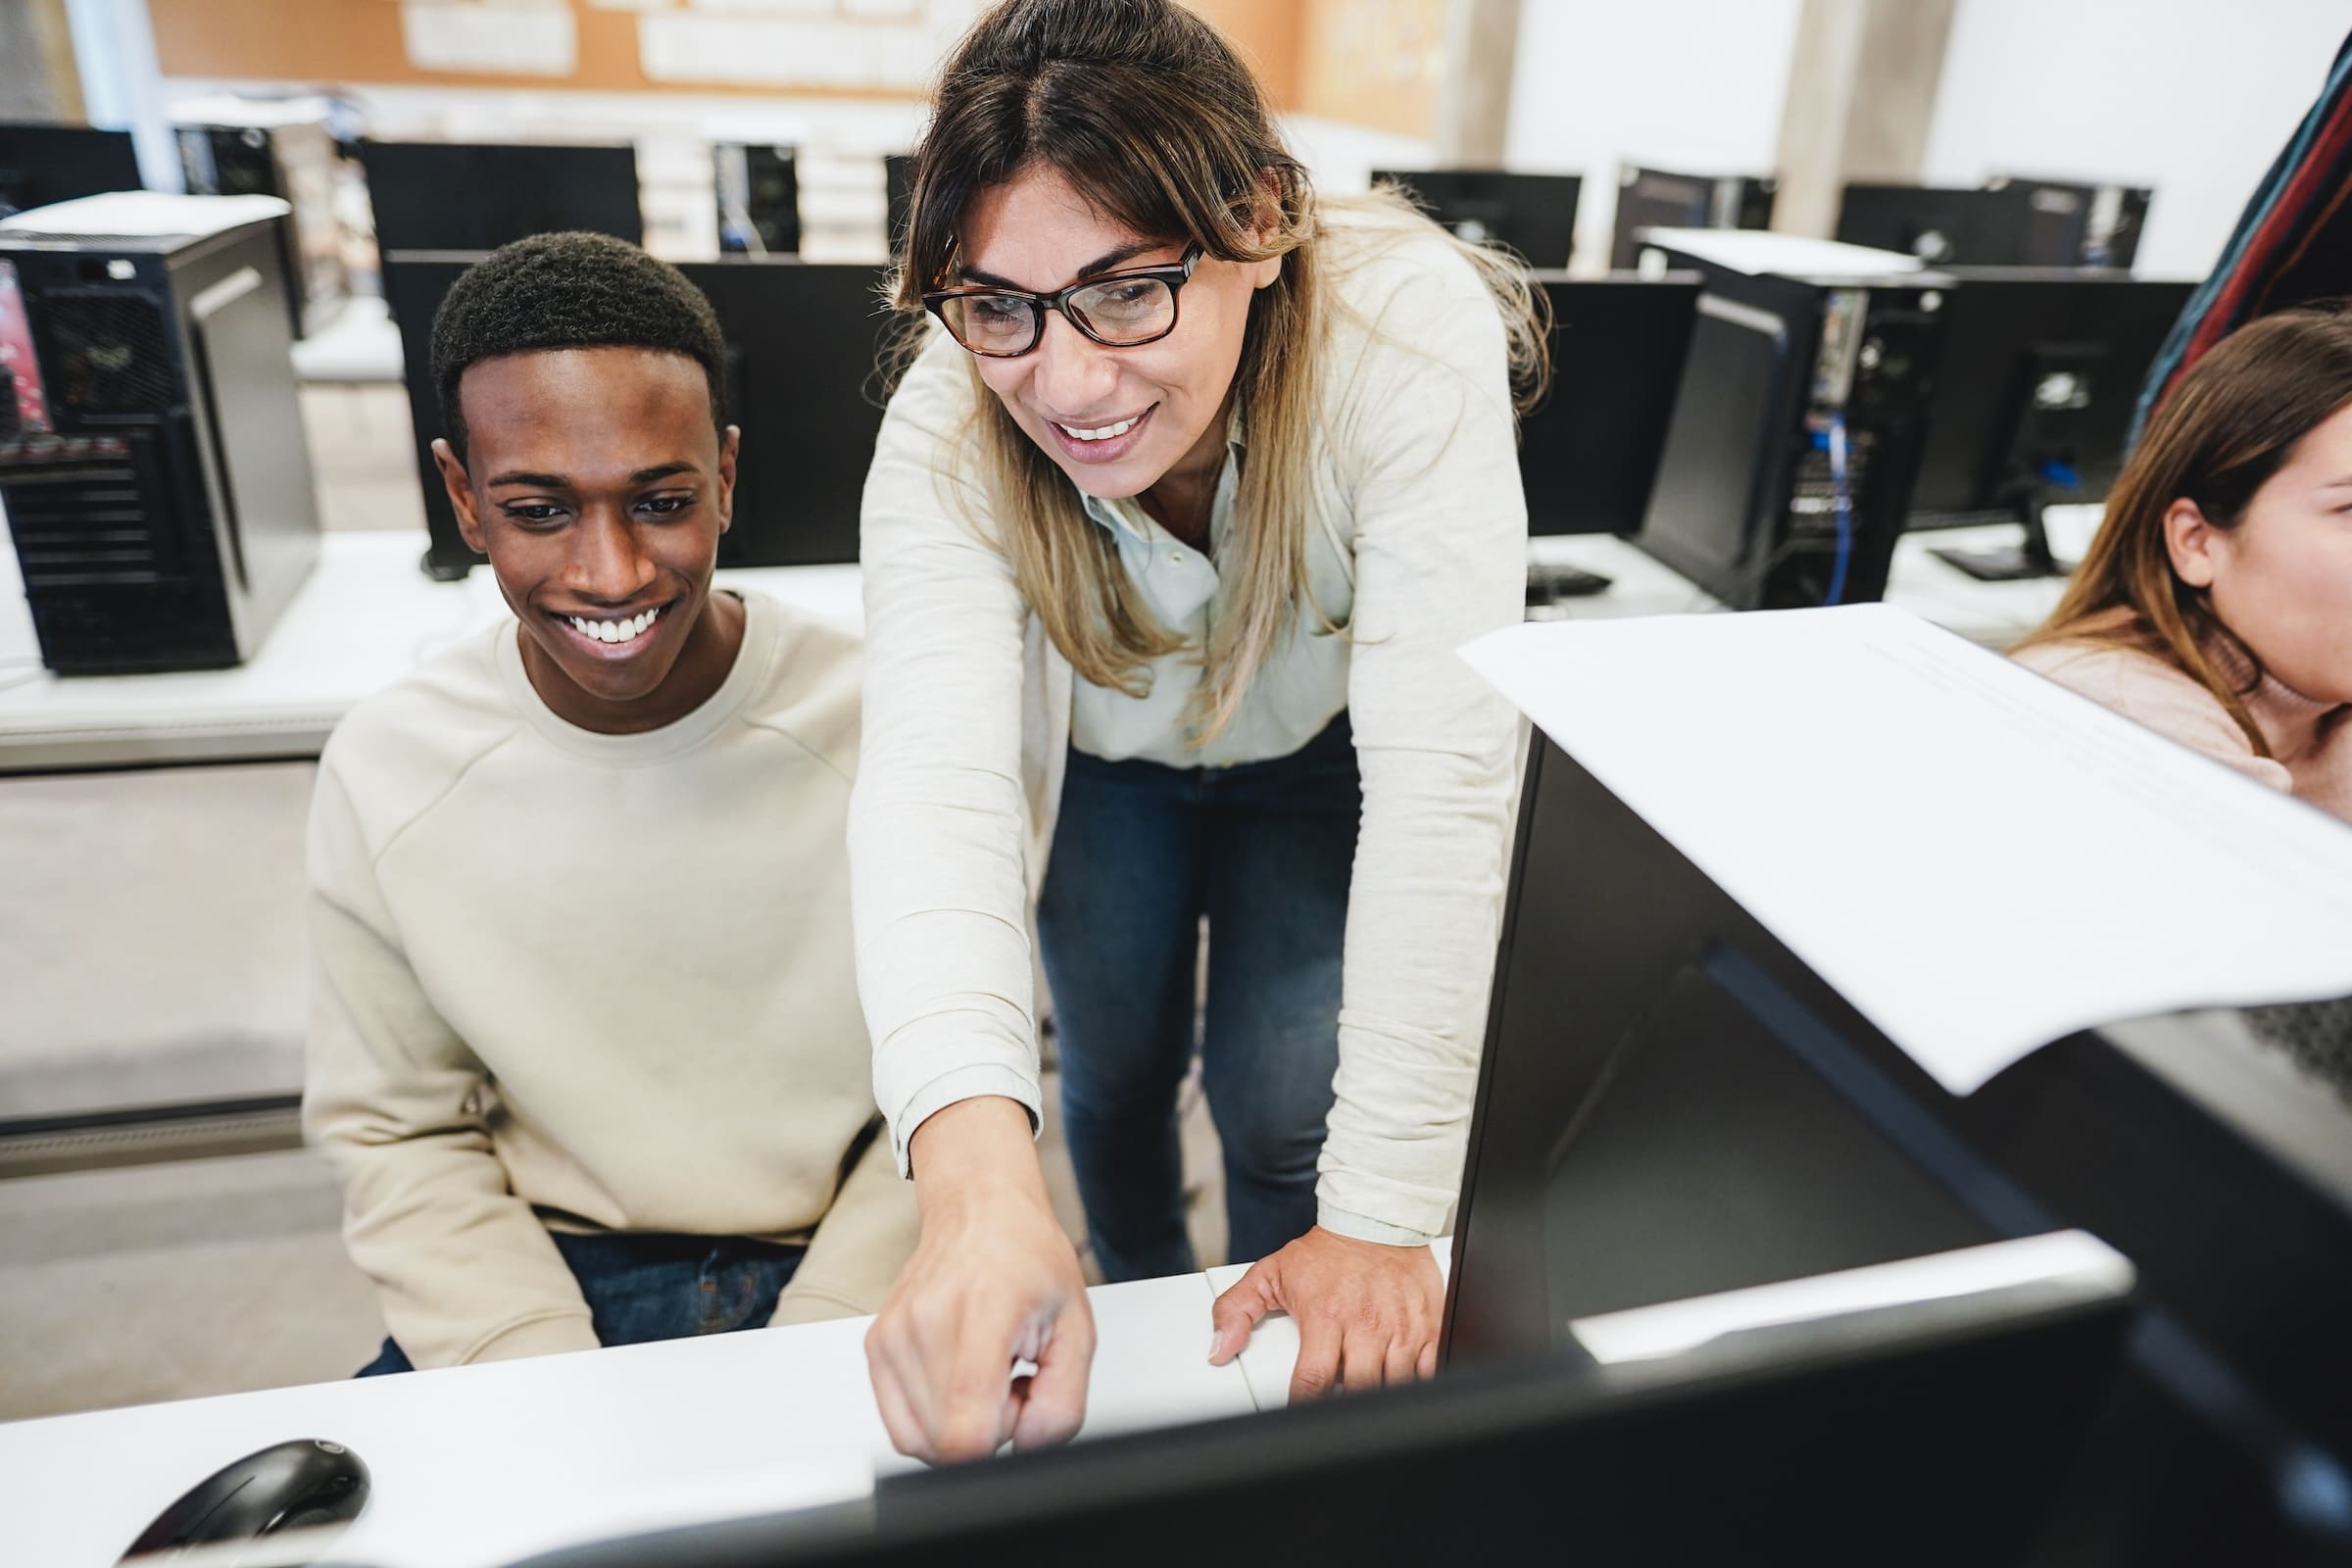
[384,253,888,578]
[688,258,888,568]
[1519,273,1698,536]
[0,122,143,219]
[1609,165,1776,271]
[1446,728,2352,1560]
[716,144,800,256]
[1987,176,2154,271]
[1374,169,1582,270]
[1836,183,2034,267]
[362,141,643,254]
[509,1255,2122,1568]
[1908,271,2196,578]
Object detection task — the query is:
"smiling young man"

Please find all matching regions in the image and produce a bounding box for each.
[304,231,914,1373]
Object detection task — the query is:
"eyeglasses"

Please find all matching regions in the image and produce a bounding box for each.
[922,244,1205,358]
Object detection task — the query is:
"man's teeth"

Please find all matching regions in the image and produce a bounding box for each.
[1056,413,1142,442]
[566,607,662,644]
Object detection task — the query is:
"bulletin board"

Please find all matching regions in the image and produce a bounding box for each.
[145,0,1434,133]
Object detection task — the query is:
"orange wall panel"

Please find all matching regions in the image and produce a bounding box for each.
[148,0,917,101]
[1178,0,1304,112]
[1296,0,1443,140]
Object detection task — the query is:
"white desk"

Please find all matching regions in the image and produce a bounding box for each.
[1884,523,2078,650]
[290,297,407,385]
[0,532,861,773]
[0,1272,1250,1568]
[1531,527,2073,649]
[0,1240,1454,1567]
[1526,532,1725,619]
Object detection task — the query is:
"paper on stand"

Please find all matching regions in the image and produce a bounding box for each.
[1460,605,2352,1095]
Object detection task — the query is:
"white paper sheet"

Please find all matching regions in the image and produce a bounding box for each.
[1635,226,1925,277]
[1460,605,2352,1095]
[0,191,289,236]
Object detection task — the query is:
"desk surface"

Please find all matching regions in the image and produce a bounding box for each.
[289,297,406,385]
[0,1273,1244,1568]
[0,522,2064,774]
[0,1245,1447,1568]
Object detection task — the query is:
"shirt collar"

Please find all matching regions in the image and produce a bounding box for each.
[1076,402,1246,545]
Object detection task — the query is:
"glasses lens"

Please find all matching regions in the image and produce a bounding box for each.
[941,293,1038,355]
[1066,276,1177,345]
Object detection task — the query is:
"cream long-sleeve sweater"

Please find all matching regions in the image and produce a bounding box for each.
[304,592,917,1370]
[851,205,1528,1246]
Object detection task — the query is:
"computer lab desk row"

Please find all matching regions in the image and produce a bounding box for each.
[0,1251,1410,1568]
[0,524,2067,775]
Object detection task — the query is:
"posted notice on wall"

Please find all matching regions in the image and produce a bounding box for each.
[1461,605,2352,1095]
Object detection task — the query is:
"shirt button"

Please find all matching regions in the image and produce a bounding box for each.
[1169,551,1187,566]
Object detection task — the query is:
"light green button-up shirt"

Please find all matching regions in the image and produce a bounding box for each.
[1070,422,1357,769]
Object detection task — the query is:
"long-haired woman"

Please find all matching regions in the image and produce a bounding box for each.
[850,0,1545,1460]
[2015,303,2352,821]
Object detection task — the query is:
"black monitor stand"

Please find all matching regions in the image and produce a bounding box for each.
[1932,340,2104,582]
[1930,476,2069,581]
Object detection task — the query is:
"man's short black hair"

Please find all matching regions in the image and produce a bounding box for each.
[430,231,728,466]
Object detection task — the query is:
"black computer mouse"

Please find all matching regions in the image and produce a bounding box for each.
[120,1438,369,1562]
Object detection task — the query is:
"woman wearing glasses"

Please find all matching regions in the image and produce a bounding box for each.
[853,0,1544,1462]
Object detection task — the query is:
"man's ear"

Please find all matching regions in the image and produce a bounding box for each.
[715,424,741,536]
[2164,497,2221,589]
[433,438,487,556]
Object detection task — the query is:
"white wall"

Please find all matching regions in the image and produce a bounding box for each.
[1922,0,2352,279]
[1502,0,1802,272]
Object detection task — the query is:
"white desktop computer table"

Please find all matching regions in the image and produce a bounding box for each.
[0,1248,1446,1568]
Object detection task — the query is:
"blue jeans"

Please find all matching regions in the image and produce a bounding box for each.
[356,1230,805,1375]
[1037,711,1360,1283]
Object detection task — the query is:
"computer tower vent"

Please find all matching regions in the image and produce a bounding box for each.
[46,294,173,415]
[2,213,320,672]
[0,447,165,584]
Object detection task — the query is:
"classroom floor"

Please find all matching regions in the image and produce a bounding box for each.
[0,389,1226,1423]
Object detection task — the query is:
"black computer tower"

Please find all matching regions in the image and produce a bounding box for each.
[715,143,801,255]
[0,202,319,672]
[1610,165,1777,271]
[177,119,347,339]
[1633,238,1948,610]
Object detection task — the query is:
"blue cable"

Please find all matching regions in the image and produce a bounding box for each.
[1825,414,1853,608]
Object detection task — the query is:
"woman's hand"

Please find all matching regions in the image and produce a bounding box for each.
[1206,1226,1445,1399]
[864,1098,1096,1463]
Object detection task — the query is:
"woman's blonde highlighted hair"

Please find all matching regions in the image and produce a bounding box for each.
[2015,301,2352,759]
[890,0,1545,744]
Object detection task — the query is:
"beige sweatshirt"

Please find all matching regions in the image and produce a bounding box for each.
[2016,618,2352,825]
[304,591,917,1370]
